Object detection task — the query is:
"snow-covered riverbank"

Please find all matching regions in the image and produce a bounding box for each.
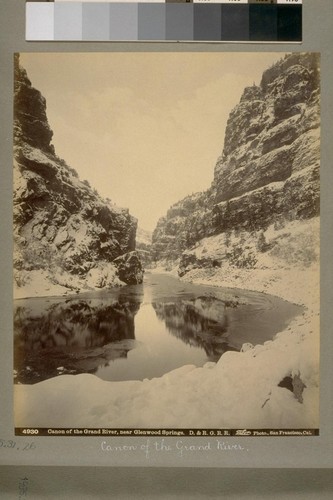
[13,264,126,300]
[15,270,319,429]
[15,218,319,429]
[15,310,319,429]
[180,219,319,305]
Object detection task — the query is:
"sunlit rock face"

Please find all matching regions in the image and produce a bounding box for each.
[212,53,320,219]
[13,55,143,291]
[151,53,320,269]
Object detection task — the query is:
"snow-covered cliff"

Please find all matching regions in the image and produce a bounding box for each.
[151,53,320,272]
[13,55,143,296]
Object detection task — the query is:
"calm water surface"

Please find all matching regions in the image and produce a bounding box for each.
[14,273,302,384]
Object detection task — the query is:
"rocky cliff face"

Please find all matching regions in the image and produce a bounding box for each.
[151,191,211,261]
[151,53,320,272]
[14,55,143,294]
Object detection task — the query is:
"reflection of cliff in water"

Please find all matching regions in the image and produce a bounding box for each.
[14,296,141,384]
[152,296,237,361]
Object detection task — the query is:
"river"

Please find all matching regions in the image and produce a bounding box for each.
[14,272,302,384]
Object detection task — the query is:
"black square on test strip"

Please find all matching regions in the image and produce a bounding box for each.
[249,4,278,42]
[277,5,302,42]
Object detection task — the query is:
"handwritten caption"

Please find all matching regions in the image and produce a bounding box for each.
[100,438,249,459]
[0,438,35,452]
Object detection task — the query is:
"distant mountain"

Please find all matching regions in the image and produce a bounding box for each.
[136,227,152,250]
[13,55,143,295]
[135,227,153,267]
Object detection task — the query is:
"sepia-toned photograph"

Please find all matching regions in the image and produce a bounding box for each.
[13,52,320,433]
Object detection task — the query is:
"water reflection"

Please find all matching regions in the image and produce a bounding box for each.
[14,296,141,384]
[13,273,302,384]
[153,296,237,361]
[14,293,235,384]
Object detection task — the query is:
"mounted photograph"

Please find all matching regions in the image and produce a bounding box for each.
[13,52,320,434]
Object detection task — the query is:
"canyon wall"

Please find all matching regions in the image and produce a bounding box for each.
[151,53,320,272]
[14,55,143,293]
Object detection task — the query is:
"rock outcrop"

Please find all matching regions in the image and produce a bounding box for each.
[151,53,320,272]
[13,55,143,293]
[113,251,144,285]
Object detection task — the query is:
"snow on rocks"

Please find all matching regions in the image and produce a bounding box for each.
[86,263,125,289]
[14,323,318,429]
[13,263,125,299]
[14,217,319,429]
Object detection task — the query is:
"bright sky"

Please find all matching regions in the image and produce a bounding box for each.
[20,52,285,232]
